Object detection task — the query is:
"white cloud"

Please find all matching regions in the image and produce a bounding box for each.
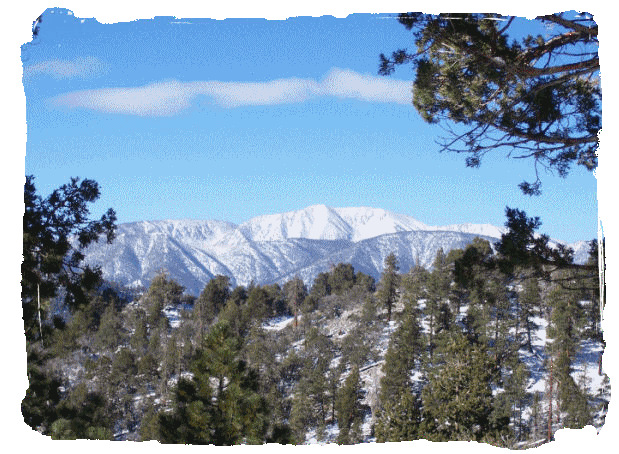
[49,80,194,116]
[48,68,413,116]
[23,56,107,80]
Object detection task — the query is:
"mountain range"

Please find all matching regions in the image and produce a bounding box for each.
[82,205,591,295]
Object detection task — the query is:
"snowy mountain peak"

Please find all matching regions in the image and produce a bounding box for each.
[239,204,352,242]
[83,205,588,295]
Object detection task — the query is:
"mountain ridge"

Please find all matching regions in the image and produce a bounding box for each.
[83,205,590,295]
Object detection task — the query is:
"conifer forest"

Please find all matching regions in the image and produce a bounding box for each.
[22,177,609,447]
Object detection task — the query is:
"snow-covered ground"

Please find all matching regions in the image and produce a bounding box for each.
[260,293,610,445]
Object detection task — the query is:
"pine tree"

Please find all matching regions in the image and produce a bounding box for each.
[194,275,231,333]
[377,253,400,322]
[519,276,542,353]
[379,13,599,195]
[378,307,423,405]
[335,366,364,444]
[159,321,269,445]
[547,280,592,429]
[284,276,308,329]
[95,303,126,351]
[328,263,356,295]
[426,248,452,355]
[142,271,184,327]
[420,332,498,441]
[375,390,422,442]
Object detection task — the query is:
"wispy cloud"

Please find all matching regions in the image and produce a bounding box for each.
[24,56,107,81]
[48,68,413,116]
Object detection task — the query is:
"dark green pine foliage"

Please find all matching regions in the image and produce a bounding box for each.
[375,305,424,441]
[95,303,126,351]
[284,276,308,328]
[142,271,185,327]
[22,348,62,434]
[547,280,592,429]
[378,307,423,405]
[335,366,364,444]
[22,175,116,344]
[310,271,331,299]
[455,238,500,349]
[51,382,113,440]
[355,271,377,293]
[402,261,429,313]
[244,286,272,325]
[420,332,499,441]
[379,13,599,195]
[194,275,231,333]
[491,359,531,443]
[485,275,518,369]
[426,248,453,355]
[375,390,422,443]
[130,307,149,355]
[158,321,269,445]
[518,276,542,353]
[289,328,336,442]
[327,263,356,295]
[376,253,400,322]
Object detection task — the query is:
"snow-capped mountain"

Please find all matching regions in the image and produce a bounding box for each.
[83,205,590,295]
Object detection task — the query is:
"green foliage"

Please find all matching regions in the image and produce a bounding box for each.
[380,13,599,194]
[518,278,542,353]
[376,253,399,322]
[158,321,269,445]
[310,272,331,299]
[335,366,364,444]
[194,275,231,330]
[95,304,126,350]
[420,332,499,441]
[51,383,113,440]
[375,390,422,442]
[23,176,116,343]
[379,308,423,405]
[284,276,308,328]
[328,263,356,295]
[22,348,62,433]
[143,271,185,326]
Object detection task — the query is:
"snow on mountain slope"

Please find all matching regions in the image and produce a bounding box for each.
[239,204,354,241]
[274,230,497,286]
[83,205,591,295]
[432,222,507,239]
[333,206,432,241]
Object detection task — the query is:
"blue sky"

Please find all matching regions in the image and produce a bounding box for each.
[19,5,602,243]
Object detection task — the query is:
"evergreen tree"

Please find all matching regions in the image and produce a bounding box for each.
[51,382,113,440]
[375,390,422,442]
[380,13,599,195]
[402,261,429,313]
[426,248,452,355]
[95,303,126,351]
[194,275,231,332]
[376,253,400,322]
[547,280,592,429]
[378,307,423,405]
[22,175,116,344]
[519,276,542,353]
[420,332,498,441]
[328,263,356,295]
[142,271,184,327]
[310,271,331,299]
[284,276,308,328]
[335,366,364,444]
[159,321,269,445]
[354,270,376,293]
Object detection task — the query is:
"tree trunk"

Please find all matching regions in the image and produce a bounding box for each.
[548,357,554,442]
